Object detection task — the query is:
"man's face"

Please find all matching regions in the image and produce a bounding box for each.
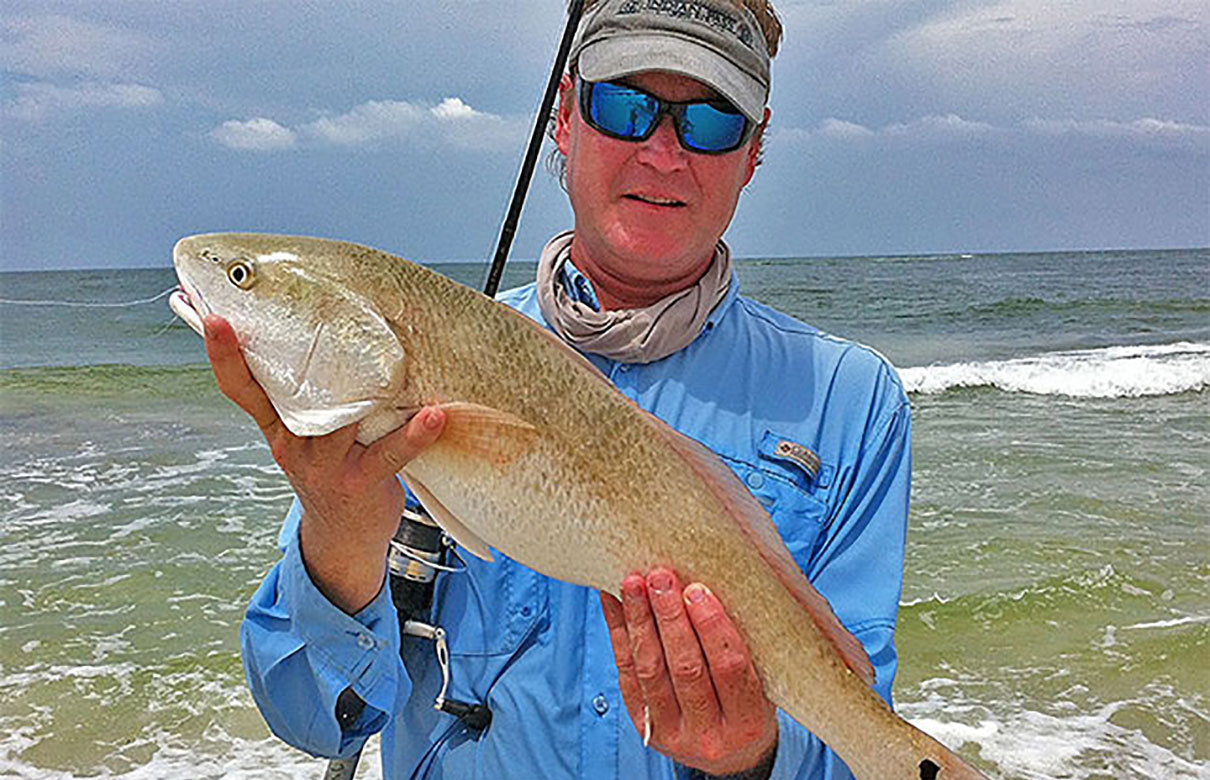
[555,70,767,298]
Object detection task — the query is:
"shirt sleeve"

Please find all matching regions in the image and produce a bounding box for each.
[768,393,912,780]
[239,498,410,759]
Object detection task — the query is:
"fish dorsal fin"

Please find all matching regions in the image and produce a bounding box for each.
[401,469,494,562]
[655,419,876,688]
[434,401,539,465]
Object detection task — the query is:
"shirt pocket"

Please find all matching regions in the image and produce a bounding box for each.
[727,432,833,575]
[432,552,548,658]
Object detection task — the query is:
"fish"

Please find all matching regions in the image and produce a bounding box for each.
[170,233,990,780]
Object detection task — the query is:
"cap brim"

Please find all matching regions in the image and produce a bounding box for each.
[578,34,767,125]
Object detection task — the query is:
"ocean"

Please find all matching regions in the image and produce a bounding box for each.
[1,248,1207,779]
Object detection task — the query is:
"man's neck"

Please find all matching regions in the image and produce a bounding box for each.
[567,239,715,311]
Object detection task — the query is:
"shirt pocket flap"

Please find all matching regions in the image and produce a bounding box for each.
[757,430,834,490]
[731,461,829,576]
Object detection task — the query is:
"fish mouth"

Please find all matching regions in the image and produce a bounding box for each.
[169,285,206,337]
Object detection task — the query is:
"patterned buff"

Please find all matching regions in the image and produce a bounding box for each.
[535,231,732,364]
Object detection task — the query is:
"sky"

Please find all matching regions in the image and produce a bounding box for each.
[1,0,1207,271]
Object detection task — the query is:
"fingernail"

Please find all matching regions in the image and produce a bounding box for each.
[648,570,673,596]
[424,408,442,429]
[684,583,710,605]
[622,578,644,602]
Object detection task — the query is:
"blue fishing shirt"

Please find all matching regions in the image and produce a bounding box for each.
[240,267,911,780]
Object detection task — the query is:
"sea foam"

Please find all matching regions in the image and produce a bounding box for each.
[899,342,1210,398]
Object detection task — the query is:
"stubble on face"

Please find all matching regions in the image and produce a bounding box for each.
[555,71,764,310]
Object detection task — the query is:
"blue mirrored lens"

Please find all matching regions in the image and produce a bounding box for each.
[582,80,752,153]
[680,103,748,152]
[588,83,659,139]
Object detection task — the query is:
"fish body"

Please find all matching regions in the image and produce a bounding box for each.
[171,233,989,780]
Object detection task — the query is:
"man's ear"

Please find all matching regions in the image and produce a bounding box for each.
[555,73,575,156]
[742,107,770,187]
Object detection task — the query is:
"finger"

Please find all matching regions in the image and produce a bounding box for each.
[600,591,646,731]
[683,583,768,722]
[646,569,720,733]
[621,572,680,736]
[359,406,446,481]
[202,315,283,436]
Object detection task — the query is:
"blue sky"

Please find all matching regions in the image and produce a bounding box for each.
[1,0,1206,271]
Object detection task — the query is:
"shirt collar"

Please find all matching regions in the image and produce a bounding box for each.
[558,260,601,312]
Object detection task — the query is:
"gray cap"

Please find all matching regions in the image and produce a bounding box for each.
[569,0,771,124]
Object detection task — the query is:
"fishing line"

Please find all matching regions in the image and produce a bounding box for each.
[0,286,177,308]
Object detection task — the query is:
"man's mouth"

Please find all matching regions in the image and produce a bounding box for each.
[624,194,686,207]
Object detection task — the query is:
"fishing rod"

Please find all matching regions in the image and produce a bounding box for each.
[323,3,585,778]
[482,0,585,297]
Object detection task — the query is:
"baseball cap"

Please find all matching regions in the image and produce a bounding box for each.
[569,0,771,124]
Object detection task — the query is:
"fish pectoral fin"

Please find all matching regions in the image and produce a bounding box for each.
[434,402,539,466]
[401,469,494,562]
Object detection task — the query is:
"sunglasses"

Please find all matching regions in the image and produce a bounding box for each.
[577,79,756,155]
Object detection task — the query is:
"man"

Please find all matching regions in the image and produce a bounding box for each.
[209,1,910,778]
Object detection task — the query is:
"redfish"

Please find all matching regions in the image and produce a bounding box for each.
[171,233,989,780]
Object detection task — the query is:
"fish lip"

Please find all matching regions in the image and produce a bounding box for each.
[168,284,207,337]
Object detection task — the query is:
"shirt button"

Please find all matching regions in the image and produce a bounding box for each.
[591,694,609,716]
[356,633,375,650]
[746,472,765,489]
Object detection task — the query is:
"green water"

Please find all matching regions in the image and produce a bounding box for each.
[1,250,1207,778]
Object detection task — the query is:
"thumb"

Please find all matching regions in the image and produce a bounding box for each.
[360,406,446,480]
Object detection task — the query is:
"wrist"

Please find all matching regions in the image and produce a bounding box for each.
[682,741,777,780]
[298,509,394,614]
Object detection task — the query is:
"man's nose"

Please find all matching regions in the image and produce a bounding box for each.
[635,114,688,172]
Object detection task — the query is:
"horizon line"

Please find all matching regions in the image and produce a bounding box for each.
[2,245,1206,275]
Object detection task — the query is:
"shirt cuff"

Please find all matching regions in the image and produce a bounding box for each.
[276,515,404,721]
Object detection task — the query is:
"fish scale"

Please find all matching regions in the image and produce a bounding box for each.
[171,232,991,780]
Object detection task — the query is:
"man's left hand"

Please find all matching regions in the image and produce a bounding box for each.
[600,568,778,777]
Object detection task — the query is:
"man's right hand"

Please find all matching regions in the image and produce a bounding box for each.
[202,314,445,613]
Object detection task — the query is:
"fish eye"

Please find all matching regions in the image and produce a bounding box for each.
[226,259,255,289]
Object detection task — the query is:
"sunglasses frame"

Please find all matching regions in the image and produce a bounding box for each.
[576,79,757,155]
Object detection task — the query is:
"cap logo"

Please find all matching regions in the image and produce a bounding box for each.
[617,0,758,52]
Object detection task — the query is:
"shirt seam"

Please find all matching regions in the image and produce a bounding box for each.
[856,399,911,465]
[847,617,897,636]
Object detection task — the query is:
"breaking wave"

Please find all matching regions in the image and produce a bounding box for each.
[899,342,1210,398]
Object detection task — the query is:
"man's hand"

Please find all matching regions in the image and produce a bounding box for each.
[203,314,444,613]
[600,568,778,777]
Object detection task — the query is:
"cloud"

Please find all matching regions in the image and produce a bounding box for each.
[3,81,162,122]
[784,113,1000,144]
[879,0,1208,121]
[779,114,1209,151]
[209,118,298,151]
[0,14,153,81]
[816,118,876,141]
[883,113,999,139]
[209,96,526,152]
[1022,117,1210,140]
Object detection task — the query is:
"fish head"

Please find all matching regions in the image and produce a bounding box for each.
[172,233,407,438]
